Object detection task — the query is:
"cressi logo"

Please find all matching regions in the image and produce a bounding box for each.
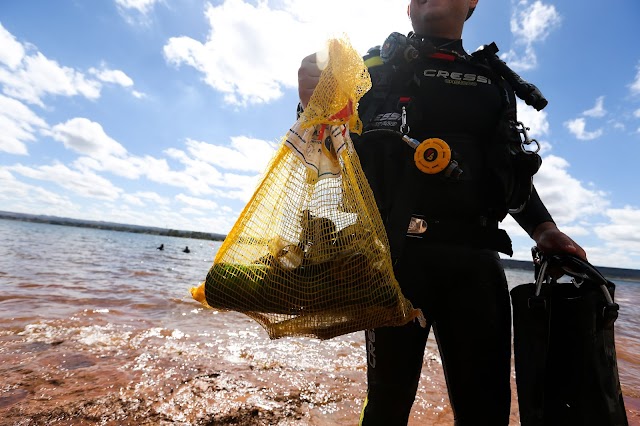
[423,69,491,85]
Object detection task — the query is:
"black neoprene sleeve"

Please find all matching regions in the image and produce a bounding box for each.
[511,185,554,238]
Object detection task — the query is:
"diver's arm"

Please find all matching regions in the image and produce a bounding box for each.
[511,186,587,260]
[511,186,553,238]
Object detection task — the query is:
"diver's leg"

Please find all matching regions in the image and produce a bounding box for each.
[360,320,430,426]
[359,245,433,426]
[434,249,512,426]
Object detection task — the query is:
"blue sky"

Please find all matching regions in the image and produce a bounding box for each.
[1,0,639,269]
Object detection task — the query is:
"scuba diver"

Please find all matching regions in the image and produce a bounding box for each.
[183,246,190,253]
[297,0,587,424]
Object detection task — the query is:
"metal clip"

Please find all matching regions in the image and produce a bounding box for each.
[514,121,540,153]
[400,106,410,134]
[534,260,549,297]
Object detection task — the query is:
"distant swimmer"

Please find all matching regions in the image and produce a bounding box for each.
[183,246,190,253]
[157,244,164,251]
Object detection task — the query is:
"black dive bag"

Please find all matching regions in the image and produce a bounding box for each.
[510,250,628,426]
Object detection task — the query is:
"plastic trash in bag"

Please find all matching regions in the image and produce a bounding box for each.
[190,36,424,340]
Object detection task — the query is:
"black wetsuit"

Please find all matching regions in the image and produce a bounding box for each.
[353,36,553,426]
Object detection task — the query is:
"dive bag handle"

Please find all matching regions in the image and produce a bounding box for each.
[531,247,620,326]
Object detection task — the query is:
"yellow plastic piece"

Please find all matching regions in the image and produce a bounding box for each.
[191,36,423,340]
[414,138,452,174]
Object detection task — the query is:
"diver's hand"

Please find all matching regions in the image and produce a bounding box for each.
[298,52,322,108]
[532,221,587,261]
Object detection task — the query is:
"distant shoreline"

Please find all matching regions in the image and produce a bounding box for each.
[0,210,226,242]
[2,210,638,282]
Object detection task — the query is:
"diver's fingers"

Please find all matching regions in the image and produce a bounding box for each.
[298,53,322,108]
[534,224,588,262]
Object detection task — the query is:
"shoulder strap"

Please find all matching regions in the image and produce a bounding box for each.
[359,46,394,129]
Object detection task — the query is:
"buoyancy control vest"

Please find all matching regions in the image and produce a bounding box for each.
[352,33,547,256]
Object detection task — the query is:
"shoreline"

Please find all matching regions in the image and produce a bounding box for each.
[2,211,639,281]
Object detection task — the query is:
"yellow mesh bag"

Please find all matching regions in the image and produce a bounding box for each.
[191,36,424,340]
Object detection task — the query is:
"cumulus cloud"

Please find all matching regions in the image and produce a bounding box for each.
[510,0,561,44]
[595,207,640,255]
[534,155,609,224]
[89,66,134,88]
[163,1,307,106]
[163,0,409,106]
[0,51,101,107]
[160,144,264,199]
[563,96,609,140]
[9,163,123,200]
[122,191,170,206]
[564,117,603,141]
[41,112,275,202]
[0,94,48,155]
[182,136,277,173]
[502,0,562,71]
[630,62,640,96]
[517,100,550,138]
[115,0,160,14]
[175,193,218,211]
[0,23,26,70]
[0,24,141,105]
[583,206,640,267]
[0,167,74,208]
[115,0,162,25]
[48,117,128,157]
[582,96,607,118]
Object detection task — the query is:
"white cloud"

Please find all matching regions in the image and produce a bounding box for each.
[40,115,272,201]
[0,167,75,211]
[630,62,640,96]
[516,100,551,155]
[0,23,25,70]
[517,100,550,136]
[175,193,218,210]
[582,96,606,118]
[122,191,170,207]
[115,0,160,14]
[595,207,640,255]
[160,145,262,199]
[511,0,561,45]
[564,117,603,141]
[89,66,134,87]
[163,1,306,106]
[163,0,409,106]
[73,154,146,180]
[115,0,162,25]
[0,52,101,107]
[9,163,123,200]
[48,118,128,157]
[634,108,640,118]
[502,0,562,71]
[0,94,48,155]
[534,155,609,225]
[0,24,141,106]
[183,136,277,173]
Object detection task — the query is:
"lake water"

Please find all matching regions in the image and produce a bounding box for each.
[0,218,638,425]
